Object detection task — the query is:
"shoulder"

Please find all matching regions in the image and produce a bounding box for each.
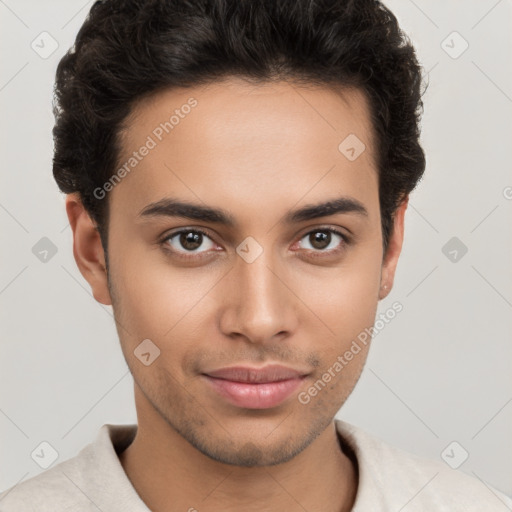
[0,423,140,512]
[335,419,512,512]
[0,446,99,511]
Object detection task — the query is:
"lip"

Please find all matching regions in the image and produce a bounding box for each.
[202,364,310,409]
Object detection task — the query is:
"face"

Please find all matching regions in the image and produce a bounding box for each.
[70,77,405,467]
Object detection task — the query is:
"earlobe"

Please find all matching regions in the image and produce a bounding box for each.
[379,196,408,300]
[65,193,112,306]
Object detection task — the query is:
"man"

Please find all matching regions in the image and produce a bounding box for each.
[1,0,510,510]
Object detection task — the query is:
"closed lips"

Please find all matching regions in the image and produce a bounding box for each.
[204,365,309,383]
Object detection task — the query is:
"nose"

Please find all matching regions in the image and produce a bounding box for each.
[218,246,299,345]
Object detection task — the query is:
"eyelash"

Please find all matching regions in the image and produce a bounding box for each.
[159,226,350,261]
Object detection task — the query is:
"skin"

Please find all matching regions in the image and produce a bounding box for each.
[66,77,407,512]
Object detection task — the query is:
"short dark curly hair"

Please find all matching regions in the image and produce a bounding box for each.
[52,0,427,260]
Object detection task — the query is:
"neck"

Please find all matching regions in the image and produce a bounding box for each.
[119,389,358,512]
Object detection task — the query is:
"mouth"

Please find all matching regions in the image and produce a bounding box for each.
[201,364,310,409]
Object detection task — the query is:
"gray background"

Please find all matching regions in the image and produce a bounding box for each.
[1,0,511,500]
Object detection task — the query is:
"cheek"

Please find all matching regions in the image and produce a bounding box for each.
[109,237,195,324]
[292,244,382,344]
[109,240,226,370]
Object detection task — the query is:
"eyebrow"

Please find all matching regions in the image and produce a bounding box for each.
[138,196,368,226]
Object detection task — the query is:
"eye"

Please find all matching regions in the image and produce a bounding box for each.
[160,226,349,261]
[161,228,217,258]
[296,228,348,255]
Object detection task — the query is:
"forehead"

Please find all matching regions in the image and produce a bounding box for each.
[112,77,378,220]
[121,77,376,159]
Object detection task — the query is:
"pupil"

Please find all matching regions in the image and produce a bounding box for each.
[311,231,330,249]
[181,231,202,250]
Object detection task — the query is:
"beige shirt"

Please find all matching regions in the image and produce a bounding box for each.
[1,419,511,511]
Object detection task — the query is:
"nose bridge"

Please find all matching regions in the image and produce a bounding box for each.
[221,242,296,343]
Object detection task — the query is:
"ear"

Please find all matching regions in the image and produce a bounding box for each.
[379,196,408,300]
[65,193,112,306]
